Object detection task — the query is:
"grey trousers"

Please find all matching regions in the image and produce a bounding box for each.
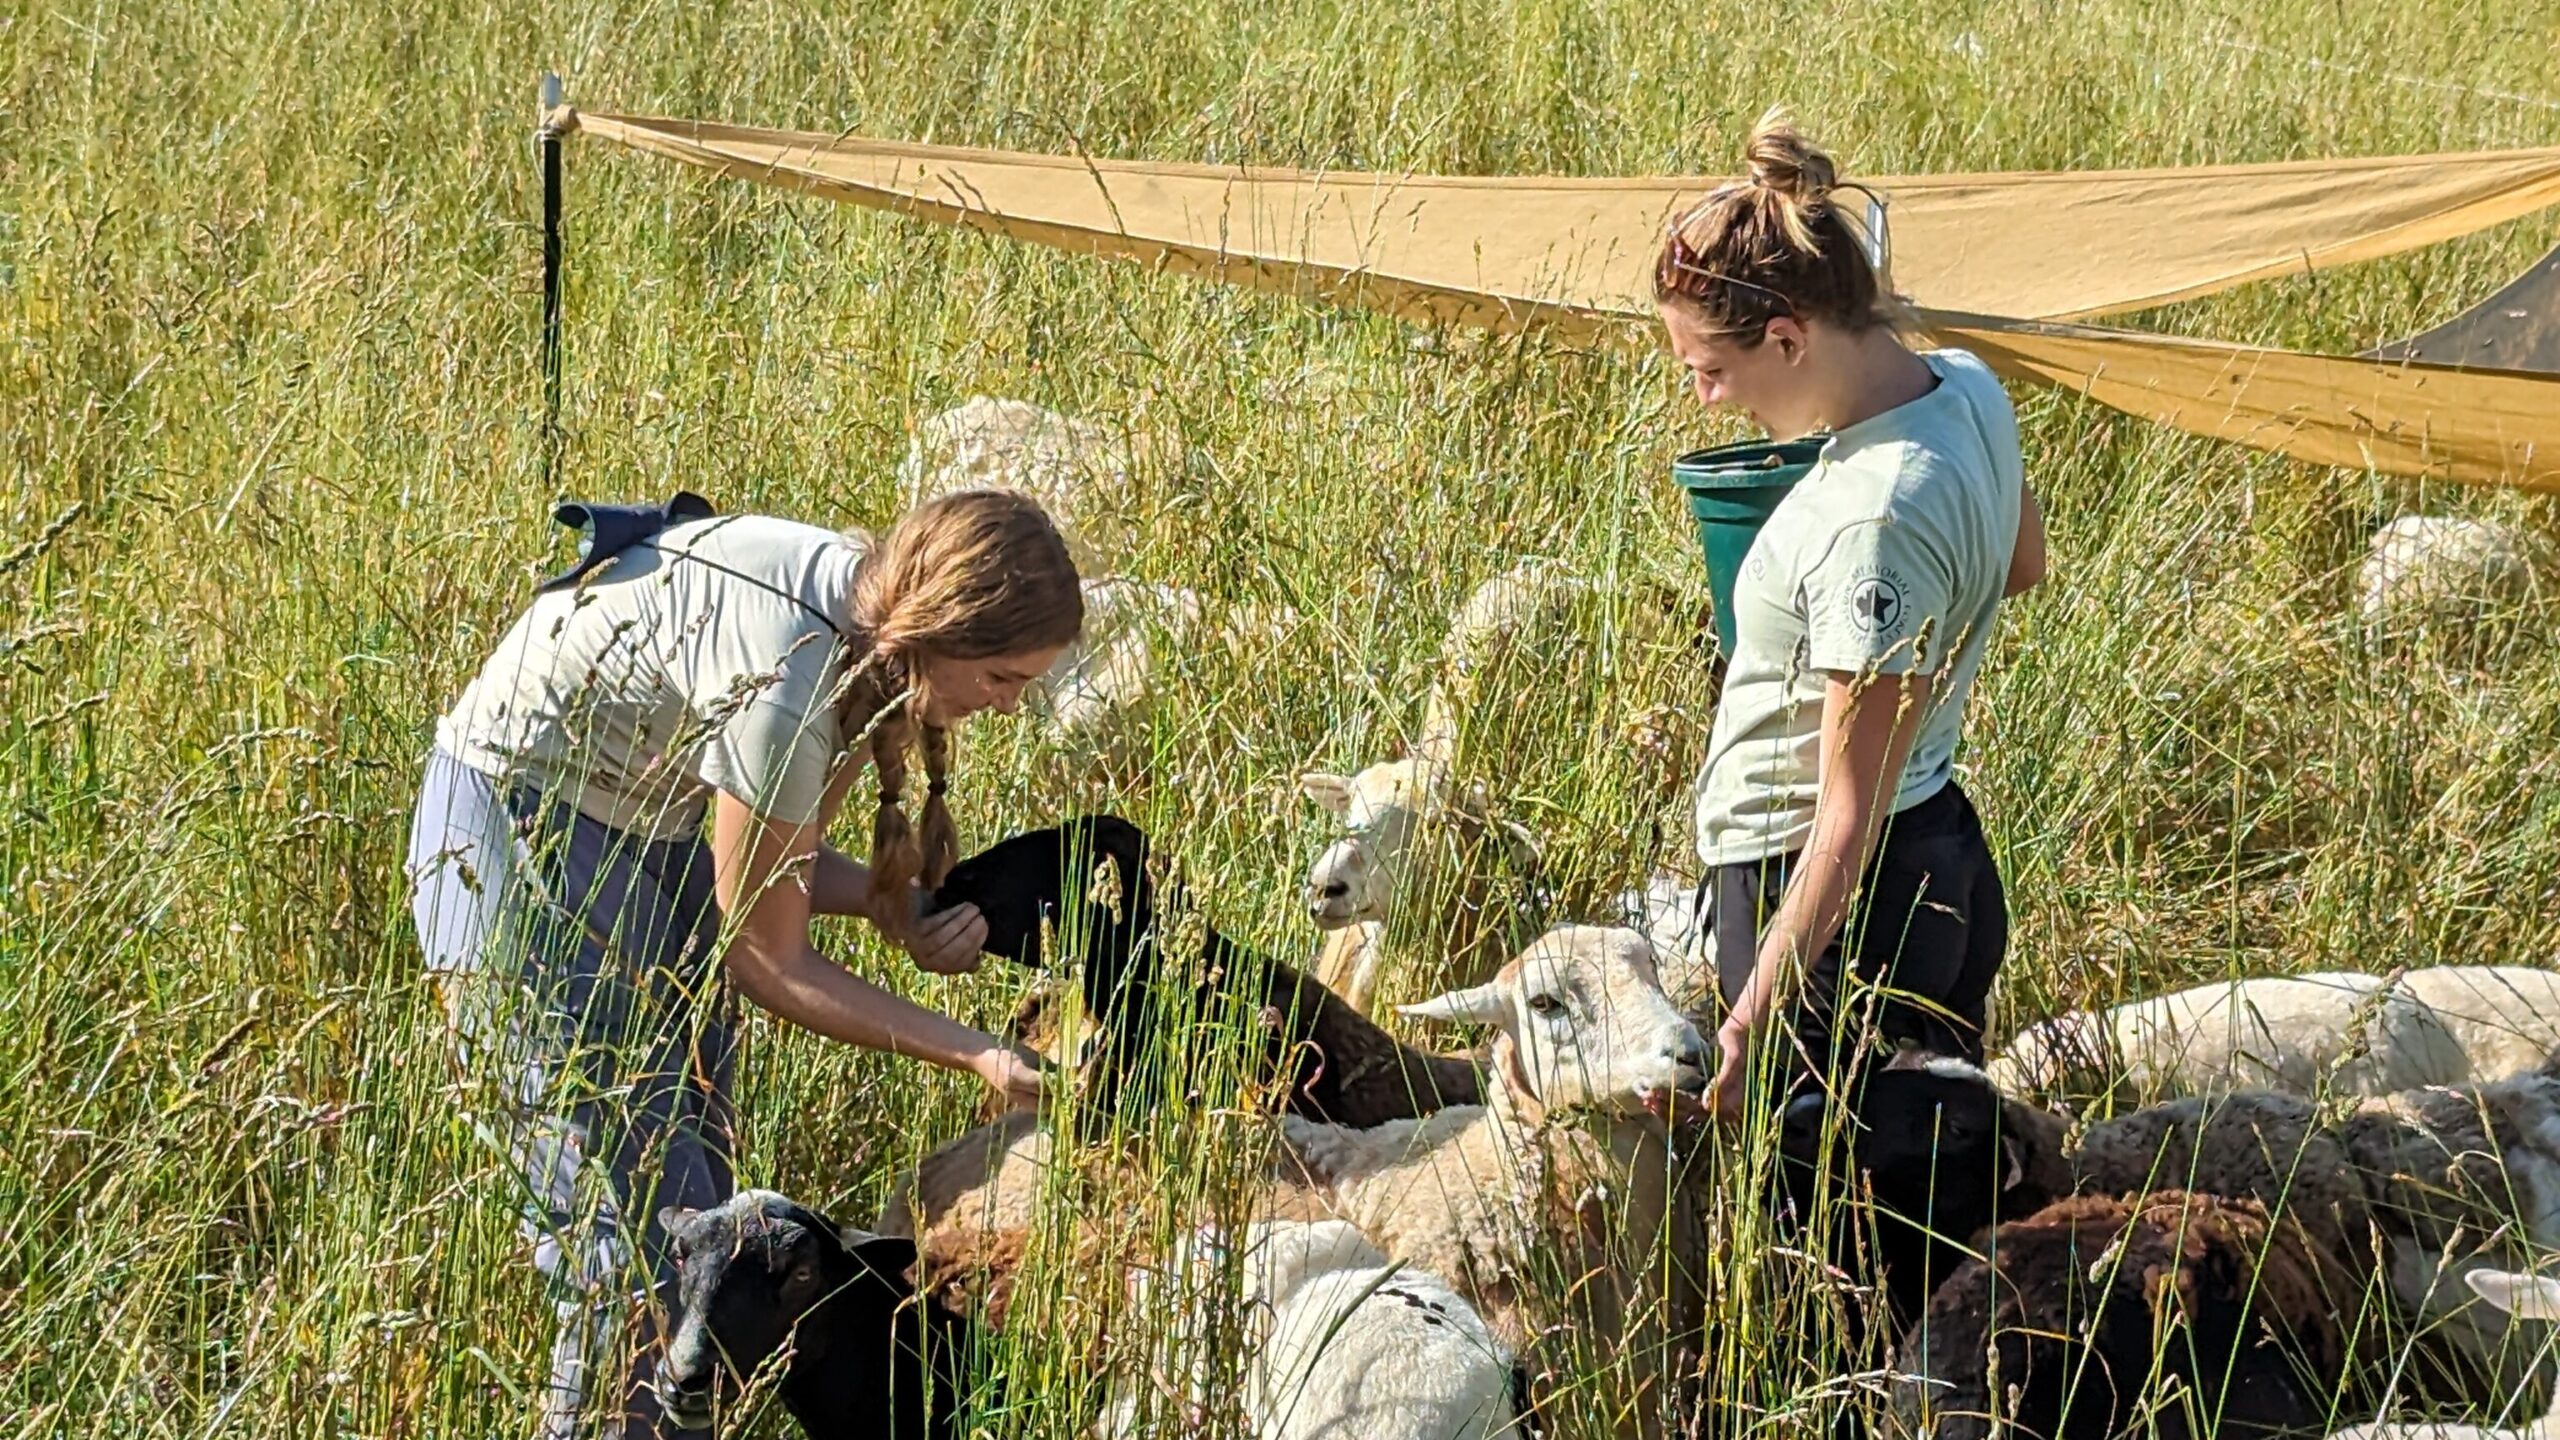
[407,747,735,1440]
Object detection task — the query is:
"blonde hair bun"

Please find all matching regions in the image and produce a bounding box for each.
[1744,105,1838,209]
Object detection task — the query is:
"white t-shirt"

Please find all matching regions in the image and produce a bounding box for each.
[436,514,868,841]
[1692,347,2025,867]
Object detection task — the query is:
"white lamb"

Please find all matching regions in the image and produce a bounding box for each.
[1104,1218,1520,1440]
[2359,515,2537,635]
[1986,965,2560,1113]
[1413,557,1593,770]
[1295,560,1584,1011]
[2325,1267,2560,1440]
[1298,759,1538,1010]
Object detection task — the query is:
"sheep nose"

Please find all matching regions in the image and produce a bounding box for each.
[1317,880,1350,901]
[1672,1036,1711,1079]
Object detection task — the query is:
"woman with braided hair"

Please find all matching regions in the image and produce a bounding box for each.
[1656,110,2049,1125]
[406,486,1080,1440]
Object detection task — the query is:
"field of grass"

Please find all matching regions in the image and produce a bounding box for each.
[10,0,2560,1434]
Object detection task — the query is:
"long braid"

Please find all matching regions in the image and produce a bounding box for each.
[917,722,958,889]
[866,674,925,935]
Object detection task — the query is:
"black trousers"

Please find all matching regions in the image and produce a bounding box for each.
[1710,780,2009,1102]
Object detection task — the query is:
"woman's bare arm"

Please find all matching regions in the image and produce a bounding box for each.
[2006,486,2048,597]
[708,789,1020,1090]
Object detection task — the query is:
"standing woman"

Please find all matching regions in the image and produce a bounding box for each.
[407,487,1081,1439]
[1657,112,2048,1123]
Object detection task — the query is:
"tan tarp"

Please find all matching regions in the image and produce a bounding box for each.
[1925,313,2560,489]
[564,109,2560,490]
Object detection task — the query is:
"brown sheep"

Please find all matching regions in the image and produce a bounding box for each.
[1893,1190,2362,1440]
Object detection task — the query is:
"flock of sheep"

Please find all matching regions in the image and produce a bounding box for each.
[648,398,2560,1440]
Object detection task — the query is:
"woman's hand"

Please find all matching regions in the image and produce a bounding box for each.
[970,1044,1049,1113]
[870,881,987,974]
[1707,1012,1756,1125]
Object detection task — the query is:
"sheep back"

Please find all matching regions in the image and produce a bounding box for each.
[2069,1089,2378,1265]
[1894,1190,2355,1440]
[2387,966,2560,1086]
[1991,973,2463,1112]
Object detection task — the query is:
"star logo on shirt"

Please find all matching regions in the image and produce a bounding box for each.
[1849,578,1904,634]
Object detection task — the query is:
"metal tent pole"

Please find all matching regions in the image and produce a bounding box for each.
[538,72,566,494]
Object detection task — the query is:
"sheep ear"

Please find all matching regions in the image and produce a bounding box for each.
[844,1228,919,1277]
[2468,1269,2560,1320]
[1400,981,1509,1026]
[658,1206,701,1239]
[1999,1134,2028,1192]
[1300,772,1354,816]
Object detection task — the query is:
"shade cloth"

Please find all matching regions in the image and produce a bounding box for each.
[562,109,2560,490]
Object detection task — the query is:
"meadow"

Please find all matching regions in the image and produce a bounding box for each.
[8,0,2560,1434]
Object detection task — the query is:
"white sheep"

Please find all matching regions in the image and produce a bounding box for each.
[899,394,1150,574]
[1103,1218,1520,1440]
[1294,560,1586,1011]
[1985,966,2560,1112]
[1414,558,1593,771]
[889,925,1707,1438]
[1274,925,1708,1436]
[2359,515,2538,635]
[1297,758,1539,1011]
[2389,966,2560,1083]
[2326,1267,2560,1440]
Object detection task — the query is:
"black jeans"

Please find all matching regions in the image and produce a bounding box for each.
[1711,780,2008,1102]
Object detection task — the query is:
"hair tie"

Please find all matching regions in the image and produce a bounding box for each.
[927,777,950,796]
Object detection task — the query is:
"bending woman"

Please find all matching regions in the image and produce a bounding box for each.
[406,487,1081,1439]
[1657,113,2048,1124]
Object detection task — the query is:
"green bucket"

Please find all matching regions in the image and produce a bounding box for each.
[1673,436,1826,653]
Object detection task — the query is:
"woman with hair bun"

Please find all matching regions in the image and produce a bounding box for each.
[406,486,1082,1439]
[1659,109,2049,1123]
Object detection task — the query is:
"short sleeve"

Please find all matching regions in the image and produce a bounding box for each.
[693,638,849,827]
[1800,515,1960,676]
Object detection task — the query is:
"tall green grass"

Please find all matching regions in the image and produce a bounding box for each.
[7,0,2560,1433]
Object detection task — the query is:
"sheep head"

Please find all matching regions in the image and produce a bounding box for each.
[1400,924,1708,1118]
[1778,1048,2068,1248]
[1300,759,1537,931]
[656,1190,920,1430]
[928,815,1156,974]
[1300,759,1432,928]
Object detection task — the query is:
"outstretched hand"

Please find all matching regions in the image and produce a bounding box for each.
[876,883,988,974]
[970,1045,1049,1112]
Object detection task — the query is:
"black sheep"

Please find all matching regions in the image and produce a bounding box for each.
[1773,1046,2070,1332]
[1891,1190,2352,1440]
[656,1190,978,1440]
[928,814,1483,1128]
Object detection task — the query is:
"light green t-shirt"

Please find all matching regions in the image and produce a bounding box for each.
[1692,347,2025,868]
[436,514,867,841]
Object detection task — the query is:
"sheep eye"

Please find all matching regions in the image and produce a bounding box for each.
[1528,994,1564,1016]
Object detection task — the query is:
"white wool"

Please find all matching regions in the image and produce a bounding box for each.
[898,394,1142,574]
[2358,514,2536,632]
[1983,967,2560,1111]
[1106,1220,1520,1440]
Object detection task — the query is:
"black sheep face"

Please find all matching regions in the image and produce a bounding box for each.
[1777,1050,2028,1246]
[929,815,1157,972]
[655,1190,916,1430]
